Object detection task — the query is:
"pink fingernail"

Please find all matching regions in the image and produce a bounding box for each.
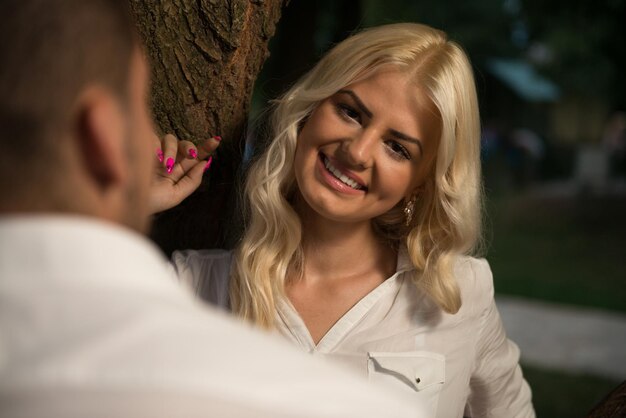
[212,135,222,142]
[166,157,175,174]
[203,156,213,173]
[189,149,198,159]
[157,149,164,163]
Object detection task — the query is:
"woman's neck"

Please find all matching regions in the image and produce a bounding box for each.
[295,200,396,284]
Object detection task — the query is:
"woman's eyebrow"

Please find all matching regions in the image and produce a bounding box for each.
[337,89,423,155]
[337,89,373,118]
[389,129,423,155]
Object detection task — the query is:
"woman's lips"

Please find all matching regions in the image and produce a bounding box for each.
[316,153,367,195]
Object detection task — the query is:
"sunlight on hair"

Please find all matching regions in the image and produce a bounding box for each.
[231,23,483,326]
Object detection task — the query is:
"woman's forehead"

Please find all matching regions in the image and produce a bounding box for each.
[338,68,436,119]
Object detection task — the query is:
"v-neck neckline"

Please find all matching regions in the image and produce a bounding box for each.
[277,247,414,353]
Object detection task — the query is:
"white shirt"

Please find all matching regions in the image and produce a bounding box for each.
[0,216,423,418]
[173,248,535,418]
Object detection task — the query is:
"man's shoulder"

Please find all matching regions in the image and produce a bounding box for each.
[1,268,422,418]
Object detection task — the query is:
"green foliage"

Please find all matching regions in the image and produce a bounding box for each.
[360,0,625,107]
[522,364,621,418]
[487,194,626,313]
[361,0,518,61]
[256,0,625,113]
[522,0,626,104]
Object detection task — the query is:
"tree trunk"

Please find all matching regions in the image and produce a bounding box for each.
[130,0,285,255]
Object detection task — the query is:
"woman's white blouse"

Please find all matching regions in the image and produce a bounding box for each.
[172,249,535,418]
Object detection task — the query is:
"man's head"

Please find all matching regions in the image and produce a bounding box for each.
[0,0,155,233]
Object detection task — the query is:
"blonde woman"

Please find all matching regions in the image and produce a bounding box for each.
[156,23,535,418]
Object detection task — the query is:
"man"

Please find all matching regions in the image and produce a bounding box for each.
[0,1,422,417]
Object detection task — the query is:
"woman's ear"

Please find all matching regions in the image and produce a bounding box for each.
[75,87,128,192]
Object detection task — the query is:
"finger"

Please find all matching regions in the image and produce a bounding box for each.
[171,159,207,202]
[163,150,206,184]
[197,136,222,160]
[167,154,200,182]
[178,140,198,160]
[153,132,164,163]
[162,134,178,173]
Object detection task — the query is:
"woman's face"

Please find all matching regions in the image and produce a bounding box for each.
[294,67,441,225]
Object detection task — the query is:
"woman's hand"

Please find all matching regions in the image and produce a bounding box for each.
[150,133,222,215]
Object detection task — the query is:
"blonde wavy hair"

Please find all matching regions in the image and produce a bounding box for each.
[231,23,482,328]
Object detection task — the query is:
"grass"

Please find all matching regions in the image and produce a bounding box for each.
[522,364,622,418]
[486,193,626,314]
[484,191,625,417]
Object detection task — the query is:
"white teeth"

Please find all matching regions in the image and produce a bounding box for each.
[323,156,362,190]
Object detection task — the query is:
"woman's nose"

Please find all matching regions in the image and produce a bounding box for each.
[341,129,378,168]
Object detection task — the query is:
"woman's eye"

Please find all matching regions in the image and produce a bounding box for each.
[385,140,411,160]
[336,104,361,123]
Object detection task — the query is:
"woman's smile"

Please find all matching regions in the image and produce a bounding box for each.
[293,67,440,224]
[317,152,367,195]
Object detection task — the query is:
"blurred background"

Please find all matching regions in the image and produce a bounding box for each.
[251,0,626,416]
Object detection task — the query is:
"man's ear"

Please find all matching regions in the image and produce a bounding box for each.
[75,87,127,192]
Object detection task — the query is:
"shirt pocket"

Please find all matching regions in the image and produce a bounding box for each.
[367,351,445,415]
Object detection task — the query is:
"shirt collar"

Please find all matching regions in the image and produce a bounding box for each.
[396,245,415,274]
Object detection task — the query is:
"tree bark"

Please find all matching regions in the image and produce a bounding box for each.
[129,0,285,255]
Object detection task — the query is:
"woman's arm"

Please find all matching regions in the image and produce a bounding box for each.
[465,260,535,418]
[171,249,233,310]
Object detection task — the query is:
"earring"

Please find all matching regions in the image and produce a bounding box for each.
[404,197,415,226]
